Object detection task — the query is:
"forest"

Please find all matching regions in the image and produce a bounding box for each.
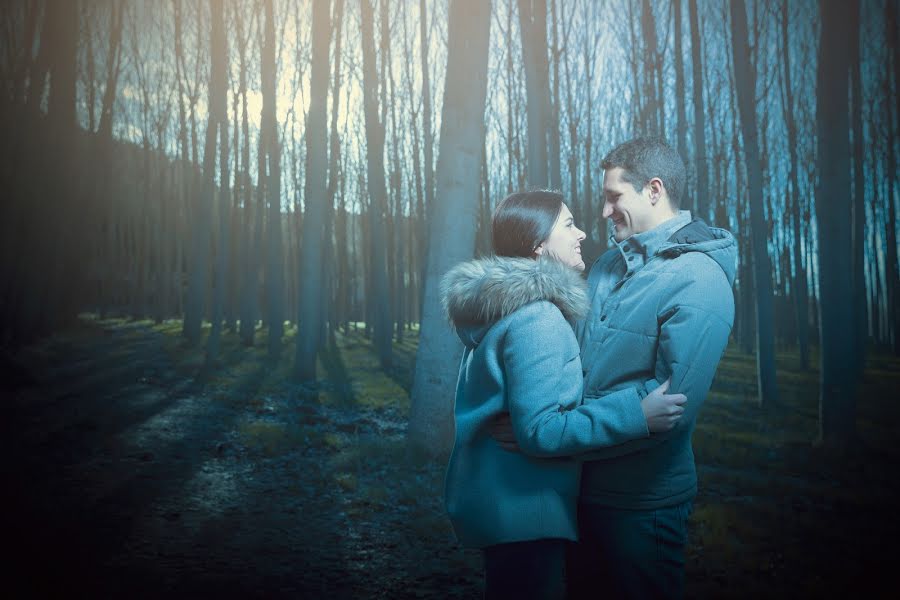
[2,0,898,597]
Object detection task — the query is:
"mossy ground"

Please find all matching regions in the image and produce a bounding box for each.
[4,316,897,598]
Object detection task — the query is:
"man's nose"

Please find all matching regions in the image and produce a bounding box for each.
[601,202,612,218]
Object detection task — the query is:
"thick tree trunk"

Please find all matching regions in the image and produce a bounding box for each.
[730,0,779,408]
[674,0,688,175]
[360,0,392,368]
[295,0,331,380]
[408,0,492,459]
[815,0,856,446]
[184,0,226,346]
[326,0,345,346]
[779,0,809,370]
[848,0,866,377]
[207,0,230,363]
[419,0,434,316]
[517,0,550,189]
[688,0,709,221]
[884,0,900,354]
[548,0,562,191]
[262,0,284,358]
[41,0,78,337]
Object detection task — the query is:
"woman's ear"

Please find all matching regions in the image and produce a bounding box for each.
[533,243,545,257]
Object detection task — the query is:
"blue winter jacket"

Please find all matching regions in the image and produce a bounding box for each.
[441,256,651,548]
[574,211,737,509]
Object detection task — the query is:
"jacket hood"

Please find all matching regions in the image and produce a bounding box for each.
[657,218,738,286]
[441,256,589,348]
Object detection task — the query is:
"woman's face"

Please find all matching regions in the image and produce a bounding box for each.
[536,203,587,271]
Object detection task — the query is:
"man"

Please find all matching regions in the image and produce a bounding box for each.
[494,137,737,599]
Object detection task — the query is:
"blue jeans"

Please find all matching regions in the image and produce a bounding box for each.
[483,538,567,600]
[566,501,693,600]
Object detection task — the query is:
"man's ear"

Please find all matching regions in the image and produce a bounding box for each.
[648,177,665,204]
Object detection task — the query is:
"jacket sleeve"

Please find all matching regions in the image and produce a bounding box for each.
[575,268,734,461]
[504,302,650,458]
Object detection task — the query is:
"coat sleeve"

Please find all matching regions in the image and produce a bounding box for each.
[575,266,734,461]
[504,303,650,458]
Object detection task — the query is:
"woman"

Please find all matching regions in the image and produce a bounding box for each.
[441,190,685,599]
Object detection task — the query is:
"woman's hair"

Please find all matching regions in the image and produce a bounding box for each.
[491,190,564,258]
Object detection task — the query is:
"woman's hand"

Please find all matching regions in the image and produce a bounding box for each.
[641,378,687,433]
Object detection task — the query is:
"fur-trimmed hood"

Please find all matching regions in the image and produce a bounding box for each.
[441,256,588,347]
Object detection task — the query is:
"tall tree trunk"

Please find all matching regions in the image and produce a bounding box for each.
[884,0,900,354]
[408,0,492,459]
[640,0,660,135]
[418,0,434,315]
[517,0,550,188]
[848,0,866,377]
[673,0,688,181]
[207,1,230,364]
[295,0,331,380]
[263,0,284,358]
[326,0,346,345]
[237,7,256,345]
[779,0,809,370]
[816,0,856,446]
[730,0,778,407]
[41,0,78,337]
[688,0,709,221]
[548,0,562,191]
[360,0,392,368]
[184,0,226,346]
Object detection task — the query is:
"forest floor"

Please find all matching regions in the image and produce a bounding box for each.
[2,316,899,599]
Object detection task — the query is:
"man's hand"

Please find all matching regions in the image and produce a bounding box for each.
[489,412,521,452]
[641,378,687,433]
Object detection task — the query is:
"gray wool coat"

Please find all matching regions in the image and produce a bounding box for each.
[440,256,650,549]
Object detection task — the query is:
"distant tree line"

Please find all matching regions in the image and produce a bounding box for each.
[0,0,897,453]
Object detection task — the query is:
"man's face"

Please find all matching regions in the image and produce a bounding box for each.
[602,167,655,242]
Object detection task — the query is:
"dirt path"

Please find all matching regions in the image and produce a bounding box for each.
[3,320,480,598]
[4,319,898,598]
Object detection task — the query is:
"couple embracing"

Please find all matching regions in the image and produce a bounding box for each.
[442,137,737,599]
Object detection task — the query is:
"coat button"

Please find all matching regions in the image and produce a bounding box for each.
[600,315,607,321]
[628,256,635,261]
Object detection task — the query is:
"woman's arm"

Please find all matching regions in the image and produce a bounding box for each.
[503,302,653,458]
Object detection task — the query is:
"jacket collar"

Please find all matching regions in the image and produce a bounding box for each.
[612,210,693,275]
[441,255,589,328]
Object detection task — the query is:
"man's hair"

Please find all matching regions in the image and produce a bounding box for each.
[600,137,686,209]
[492,190,563,258]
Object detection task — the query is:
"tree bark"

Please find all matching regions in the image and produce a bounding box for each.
[517,0,550,189]
[408,0,492,459]
[673,0,688,184]
[848,0,866,377]
[688,0,709,221]
[184,0,226,346]
[729,0,779,408]
[360,0,392,368]
[262,0,284,358]
[295,0,331,380]
[206,0,230,364]
[778,0,809,370]
[884,0,900,354]
[816,0,857,445]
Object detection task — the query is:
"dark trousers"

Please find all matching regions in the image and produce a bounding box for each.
[566,501,692,600]
[483,538,567,600]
